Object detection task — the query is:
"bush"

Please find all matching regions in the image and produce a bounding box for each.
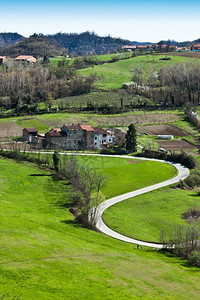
[189,250,200,267]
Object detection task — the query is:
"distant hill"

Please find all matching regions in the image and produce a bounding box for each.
[46,31,132,55]
[0,34,67,58]
[0,32,25,48]
[0,31,200,58]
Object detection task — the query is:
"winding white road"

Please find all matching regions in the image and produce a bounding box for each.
[89,156,189,249]
[16,151,190,248]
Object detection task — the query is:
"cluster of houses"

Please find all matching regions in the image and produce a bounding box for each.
[22,124,125,150]
[0,55,36,65]
[121,44,200,52]
[121,44,176,51]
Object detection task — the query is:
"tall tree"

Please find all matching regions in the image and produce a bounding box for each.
[126,124,137,152]
[53,150,59,172]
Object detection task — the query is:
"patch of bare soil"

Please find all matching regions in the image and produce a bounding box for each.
[127,160,143,164]
[157,139,197,150]
[91,113,180,127]
[0,122,22,138]
[138,124,190,136]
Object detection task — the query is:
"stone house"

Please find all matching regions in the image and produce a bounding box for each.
[80,125,94,149]
[61,124,84,150]
[93,127,108,149]
[22,128,38,142]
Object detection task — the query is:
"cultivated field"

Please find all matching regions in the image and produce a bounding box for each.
[157,139,197,151]
[90,112,180,127]
[0,111,182,138]
[0,157,200,299]
[138,124,190,136]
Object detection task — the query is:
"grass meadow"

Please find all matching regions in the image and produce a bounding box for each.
[0,157,200,299]
[103,188,200,243]
[79,55,199,90]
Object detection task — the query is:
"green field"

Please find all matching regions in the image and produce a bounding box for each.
[79,55,199,90]
[76,156,177,198]
[104,188,200,243]
[0,157,200,299]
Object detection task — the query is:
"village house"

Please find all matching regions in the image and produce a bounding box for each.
[61,124,84,150]
[193,44,200,51]
[121,45,137,51]
[15,55,37,63]
[93,127,108,149]
[44,128,66,148]
[80,125,95,149]
[22,128,38,142]
[28,124,122,150]
[0,56,8,65]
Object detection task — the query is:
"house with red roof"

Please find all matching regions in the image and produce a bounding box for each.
[193,44,200,51]
[15,55,37,63]
[42,124,119,150]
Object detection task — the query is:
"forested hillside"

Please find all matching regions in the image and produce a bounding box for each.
[0,32,132,57]
[0,35,67,58]
[0,32,24,48]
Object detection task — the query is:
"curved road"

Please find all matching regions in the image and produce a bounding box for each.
[90,156,189,249]
[18,151,190,248]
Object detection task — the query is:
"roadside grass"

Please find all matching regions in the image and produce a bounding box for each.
[79,55,199,90]
[75,156,177,198]
[0,157,200,299]
[103,188,200,243]
[29,154,177,199]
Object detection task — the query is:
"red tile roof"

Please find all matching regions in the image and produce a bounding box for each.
[15,55,36,62]
[52,128,61,132]
[80,125,94,132]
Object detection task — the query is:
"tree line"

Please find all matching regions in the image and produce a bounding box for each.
[129,62,200,108]
[0,63,96,113]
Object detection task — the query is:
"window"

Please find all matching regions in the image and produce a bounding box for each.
[95,142,97,145]
[109,139,111,142]
[74,140,76,143]
[95,136,97,140]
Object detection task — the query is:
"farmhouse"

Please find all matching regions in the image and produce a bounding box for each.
[193,44,200,51]
[121,45,137,51]
[42,124,121,150]
[0,56,7,65]
[23,128,38,142]
[15,55,37,63]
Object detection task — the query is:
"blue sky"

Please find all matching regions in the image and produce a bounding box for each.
[1,0,200,42]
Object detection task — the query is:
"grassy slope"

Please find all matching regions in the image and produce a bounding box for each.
[104,189,200,243]
[79,55,198,90]
[76,156,177,198]
[0,157,200,299]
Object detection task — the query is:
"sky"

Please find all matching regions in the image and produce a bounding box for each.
[1,0,200,42]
